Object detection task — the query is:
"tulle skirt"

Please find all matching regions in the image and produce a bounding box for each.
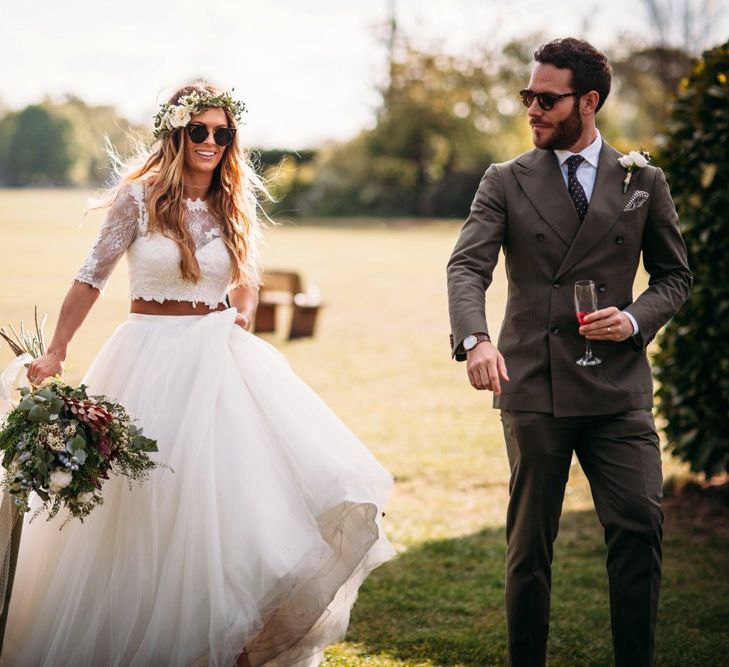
[2,308,395,666]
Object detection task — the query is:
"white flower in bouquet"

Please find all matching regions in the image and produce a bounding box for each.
[48,469,73,493]
[77,492,94,504]
[40,423,66,451]
[168,105,192,129]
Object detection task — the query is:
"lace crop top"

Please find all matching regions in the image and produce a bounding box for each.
[75,182,255,308]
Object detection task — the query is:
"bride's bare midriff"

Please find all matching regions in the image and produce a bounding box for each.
[130,299,227,315]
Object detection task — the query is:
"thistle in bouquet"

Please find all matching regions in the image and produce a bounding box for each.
[0,311,162,526]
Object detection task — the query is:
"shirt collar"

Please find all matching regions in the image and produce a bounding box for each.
[554,129,602,168]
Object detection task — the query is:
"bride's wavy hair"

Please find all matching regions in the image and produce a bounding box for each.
[103,81,268,287]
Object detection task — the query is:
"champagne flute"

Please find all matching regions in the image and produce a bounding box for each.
[574,280,602,366]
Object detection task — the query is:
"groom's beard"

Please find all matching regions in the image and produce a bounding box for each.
[533,103,583,150]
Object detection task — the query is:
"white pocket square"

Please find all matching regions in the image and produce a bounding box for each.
[624,190,649,211]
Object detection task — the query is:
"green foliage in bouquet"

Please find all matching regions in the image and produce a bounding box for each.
[654,41,729,478]
[0,378,159,524]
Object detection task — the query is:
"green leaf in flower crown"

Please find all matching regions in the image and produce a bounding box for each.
[74,449,87,465]
[36,489,49,502]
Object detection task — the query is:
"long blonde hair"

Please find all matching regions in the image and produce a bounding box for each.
[102,82,268,287]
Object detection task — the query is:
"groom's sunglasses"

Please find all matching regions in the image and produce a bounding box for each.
[519,89,580,111]
[186,123,237,147]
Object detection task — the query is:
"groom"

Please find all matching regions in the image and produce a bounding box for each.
[447,38,691,666]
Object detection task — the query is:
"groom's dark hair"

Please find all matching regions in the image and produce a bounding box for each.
[534,38,612,112]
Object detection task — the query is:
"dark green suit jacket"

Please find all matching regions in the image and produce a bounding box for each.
[447,141,692,417]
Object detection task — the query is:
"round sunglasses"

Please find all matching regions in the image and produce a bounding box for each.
[519,89,580,111]
[186,123,237,147]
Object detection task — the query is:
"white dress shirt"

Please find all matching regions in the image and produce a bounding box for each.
[553,130,639,336]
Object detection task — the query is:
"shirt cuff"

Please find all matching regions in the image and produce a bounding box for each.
[622,310,639,335]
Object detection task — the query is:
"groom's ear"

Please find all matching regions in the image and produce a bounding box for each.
[580,90,600,115]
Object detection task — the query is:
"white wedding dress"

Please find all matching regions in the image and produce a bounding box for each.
[1,182,395,667]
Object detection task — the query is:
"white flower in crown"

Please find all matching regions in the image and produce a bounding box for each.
[167,104,192,130]
[618,149,651,193]
[152,88,246,139]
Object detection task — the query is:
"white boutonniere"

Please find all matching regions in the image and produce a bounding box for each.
[618,150,651,193]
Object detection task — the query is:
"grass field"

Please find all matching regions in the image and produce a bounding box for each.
[1,189,727,666]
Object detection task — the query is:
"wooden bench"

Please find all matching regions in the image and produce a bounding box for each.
[254,270,322,339]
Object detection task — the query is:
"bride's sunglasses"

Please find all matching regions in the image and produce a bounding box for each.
[186,123,237,147]
[519,89,579,111]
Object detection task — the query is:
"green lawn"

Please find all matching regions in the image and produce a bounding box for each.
[1,189,726,666]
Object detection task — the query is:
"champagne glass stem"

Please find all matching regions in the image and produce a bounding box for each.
[585,337,592,360]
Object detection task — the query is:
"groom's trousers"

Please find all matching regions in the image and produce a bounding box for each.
[501,409,662,667]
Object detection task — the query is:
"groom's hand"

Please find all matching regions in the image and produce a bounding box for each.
[467,342,509,394]
[580,307,633,342]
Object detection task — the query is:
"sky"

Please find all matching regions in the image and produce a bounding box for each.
[1,0,727,148]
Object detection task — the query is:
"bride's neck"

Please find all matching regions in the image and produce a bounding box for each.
[183,182,211,199]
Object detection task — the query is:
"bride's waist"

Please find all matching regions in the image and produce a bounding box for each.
[130,298,227,316]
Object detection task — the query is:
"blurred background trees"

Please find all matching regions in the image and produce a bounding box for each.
[0,97,138,187]
[653,40,729,479]
[0,15,714,218]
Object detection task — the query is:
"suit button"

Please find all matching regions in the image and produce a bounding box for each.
[551,327,560,335]
[597,283,607,293]
[552,281,561,289]
[536,233,545,241]
[615,236,625,244]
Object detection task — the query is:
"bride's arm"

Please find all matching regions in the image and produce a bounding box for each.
[229,284,259,331]
[26,182,141,384]
[26,282,101,383]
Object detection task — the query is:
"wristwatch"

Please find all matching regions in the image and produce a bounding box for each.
[463,333,490,351]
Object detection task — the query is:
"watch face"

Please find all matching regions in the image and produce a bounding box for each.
[463,335,477,350]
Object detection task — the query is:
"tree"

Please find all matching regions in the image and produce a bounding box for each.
[297,38,534,218]
[607,45,693,148]
[1,105,74,186]
[53,96,140,186]
[653,40,729,478]
[640,0,725,54]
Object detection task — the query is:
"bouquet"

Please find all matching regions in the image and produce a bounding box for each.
[0,310,160,525]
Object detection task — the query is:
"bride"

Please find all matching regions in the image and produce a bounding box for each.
[2,83,394,666]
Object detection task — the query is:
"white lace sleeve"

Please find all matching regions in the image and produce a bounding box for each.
[74,182,144,291]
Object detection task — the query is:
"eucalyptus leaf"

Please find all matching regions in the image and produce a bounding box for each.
[70,434,86,451]
[28,405,49,423]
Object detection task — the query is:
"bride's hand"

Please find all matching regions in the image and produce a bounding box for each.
[25,351,64,386]
[234,312,252,332]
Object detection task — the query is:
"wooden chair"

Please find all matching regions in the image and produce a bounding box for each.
[254,271,322,339]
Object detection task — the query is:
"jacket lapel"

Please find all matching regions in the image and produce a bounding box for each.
[512,149,580,247]
[555,142,628,279]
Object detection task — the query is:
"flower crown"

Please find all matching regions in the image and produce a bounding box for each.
[152,89,246,139]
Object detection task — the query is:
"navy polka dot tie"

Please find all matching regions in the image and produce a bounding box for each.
[566,155,588,221]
